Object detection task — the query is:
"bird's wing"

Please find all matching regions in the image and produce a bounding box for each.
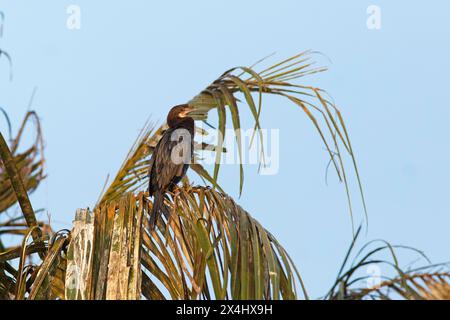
[148,147,157,196]
[149,129,192,193]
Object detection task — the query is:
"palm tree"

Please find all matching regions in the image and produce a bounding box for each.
[0,18,449,298]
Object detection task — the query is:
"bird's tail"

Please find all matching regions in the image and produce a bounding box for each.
[149,191,164,231]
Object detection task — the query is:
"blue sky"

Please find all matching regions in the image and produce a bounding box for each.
[1,1,450,298]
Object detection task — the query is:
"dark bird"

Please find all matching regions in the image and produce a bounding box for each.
[148,104,195,230]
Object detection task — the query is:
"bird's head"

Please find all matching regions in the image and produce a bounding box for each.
[167,104,195,127]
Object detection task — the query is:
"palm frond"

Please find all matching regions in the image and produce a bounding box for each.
[0,225,64,300]
[140,186,306,300]
[97,122,223,207]
[97,121,160,205]
[0,127,45,258]
[0,111,45,214]
[29,231,69,300]
[325,226,450,300]
[68,189,306,300]
[99,52,367,229]
[347,271,450,300]
[0,110,51,299]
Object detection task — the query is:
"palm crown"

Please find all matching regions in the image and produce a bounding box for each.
[0,31,449,299]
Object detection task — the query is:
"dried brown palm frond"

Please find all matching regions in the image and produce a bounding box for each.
[0,111,45,214]
[347,271,450,300]
[417,273,450,300]
[1,54,448,301]
[67,190,307,300]
[98,52,367,230]
[0,110,51,299]
[0,218,51,239]
[143,186,307,300]
[77,52,367,300]
[27,230,68,300]
[0,53,372,301]
[0,111,47,262]
[0,225,66,300]
[325,227,450,300]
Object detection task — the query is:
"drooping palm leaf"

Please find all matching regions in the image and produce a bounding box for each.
[71,189,307,300]
[324,226,450,300]
[0,132,44,257]
[97,122,163,206]
[140,187,307,300]
[0,111,50,299]
[0,111,46,214]
[188,52,367,227]
[345,271,450,300]
[99,52,367,230]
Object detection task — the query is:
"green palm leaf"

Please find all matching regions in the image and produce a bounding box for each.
[67,190,307,300]
[1,53,372,301]
[99,52,367,230]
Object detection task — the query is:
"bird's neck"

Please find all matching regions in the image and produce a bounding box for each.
[168,118,195,136]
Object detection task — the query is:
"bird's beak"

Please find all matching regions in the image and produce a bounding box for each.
[180,106,196,117]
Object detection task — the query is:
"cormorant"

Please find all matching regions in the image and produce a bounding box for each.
[148,104,195,230]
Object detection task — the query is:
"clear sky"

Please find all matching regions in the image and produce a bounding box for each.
[1,1,450,298]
